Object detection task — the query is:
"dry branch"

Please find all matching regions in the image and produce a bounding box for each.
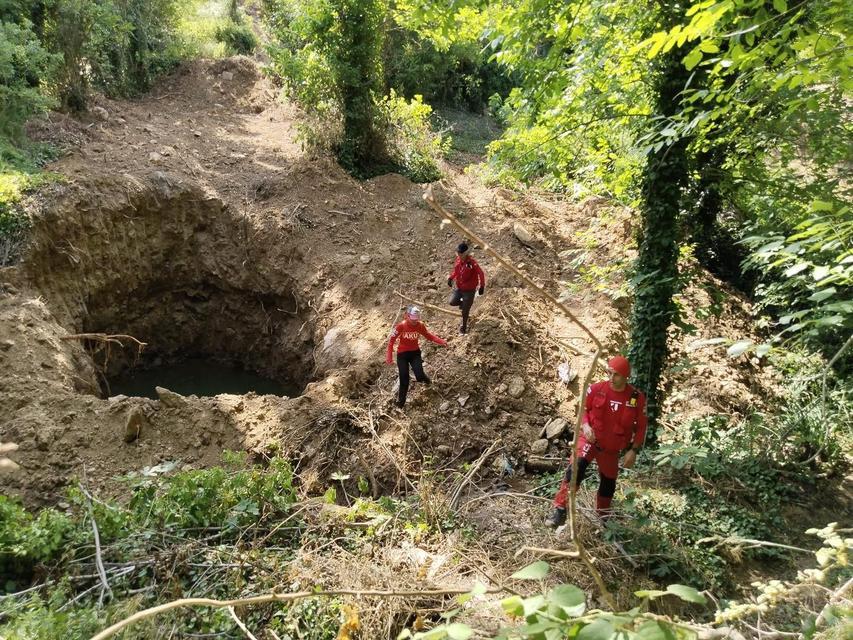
[517,545,580,559]
[228,605,259,640]
[61,333,147,350]
[449,440,502,510]
[89,586,505,640]
[423,187,617,610]
[393,291,463,318]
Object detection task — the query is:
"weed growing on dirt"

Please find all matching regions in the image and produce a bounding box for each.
[0,141,62,266]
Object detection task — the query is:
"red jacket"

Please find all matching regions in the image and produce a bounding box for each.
[584,380,647,452]
[386,319,447,362]
[449,256,485,292]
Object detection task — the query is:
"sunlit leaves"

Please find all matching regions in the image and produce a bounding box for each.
[511,561,550,580]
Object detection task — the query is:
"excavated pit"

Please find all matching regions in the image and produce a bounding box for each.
[0,172,373,504]
[24,172,316,399]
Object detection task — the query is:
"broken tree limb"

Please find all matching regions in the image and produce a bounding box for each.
[228,605,260,640]
[61,333,147,350]
[423,187,617,611]
[517,545,580,559]
[89,586,506,640]
[423,186,603,352]
[393,291,462,318]
[449,440,502,510]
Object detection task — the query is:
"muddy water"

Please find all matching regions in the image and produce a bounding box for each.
[107,358,299,399]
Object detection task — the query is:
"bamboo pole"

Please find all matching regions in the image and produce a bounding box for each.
[423,186,617,610]
[393,291,463,318]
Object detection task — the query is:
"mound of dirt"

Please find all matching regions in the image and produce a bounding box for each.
[1,58,774,506]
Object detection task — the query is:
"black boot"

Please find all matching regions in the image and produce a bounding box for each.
[544,507,567,528]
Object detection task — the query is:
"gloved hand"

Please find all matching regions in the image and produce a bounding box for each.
[447,278,453,287]
[386,356,393,365]
[437,338,448,347]
[478,287,485,296]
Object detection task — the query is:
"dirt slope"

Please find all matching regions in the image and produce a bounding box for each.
[0,56,771,506]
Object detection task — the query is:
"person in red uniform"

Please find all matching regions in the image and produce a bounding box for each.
[447,243,486,334]
[386,305,448,408]
[545,355,647,527]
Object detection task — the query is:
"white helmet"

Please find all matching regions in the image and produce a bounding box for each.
[406,305,421,321]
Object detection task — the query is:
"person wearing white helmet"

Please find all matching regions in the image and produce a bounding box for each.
[386,305,448,408]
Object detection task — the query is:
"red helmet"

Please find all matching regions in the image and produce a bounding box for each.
[607,355,631,378]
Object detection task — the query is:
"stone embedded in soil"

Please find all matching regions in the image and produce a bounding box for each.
[0,339,13,351]
[156,386,187,408]
[439,401,451,413]
[544,418,568,440]
[360,254,372,264]
[506,376,525,398]
[530,438,549,455]
[124,406,147,443]
[513,222,535,246]
[457,394,469,407]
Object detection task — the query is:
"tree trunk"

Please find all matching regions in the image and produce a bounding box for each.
[627,43,691,444]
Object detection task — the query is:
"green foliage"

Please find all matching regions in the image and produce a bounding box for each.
[129,454,296,531]
[384,12,512,112]
[616,350,849,591]
[42,0,183,109]
[0,497,74,589]
[265,0,451,180]
[215,20,258,54]
[377,90,449,182]
[265,0,389,175]
[742,200,852,356]
[0,17,59,138]
[400,527,849,639]
[0,141,61,265]
[638,0,852,359]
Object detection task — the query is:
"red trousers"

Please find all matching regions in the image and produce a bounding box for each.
[553,436,618,515]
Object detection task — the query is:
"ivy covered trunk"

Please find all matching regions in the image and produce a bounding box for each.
[627,45,690,443]
[331,0,388,175]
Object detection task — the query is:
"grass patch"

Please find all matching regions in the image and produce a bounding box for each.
[0,139,63,266]
[172,0,232,58]
[433,107,503,157]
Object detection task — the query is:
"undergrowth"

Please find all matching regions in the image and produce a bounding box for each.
[607,350,849,592]
[0,141,62,266]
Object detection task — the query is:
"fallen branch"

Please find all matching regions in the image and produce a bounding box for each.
[449,440,502,510]
[228,605,259,640]
[61,333,147,350]
[423,187,616,611]
[393,291,462,318]
[80,482,113,607]
[461,491,553,509]
[89,586,505,640]
[517,545,580,559]
[696,535,812,554]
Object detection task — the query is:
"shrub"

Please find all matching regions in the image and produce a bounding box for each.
[215,20,257,55]
[0,19,58,137]
[378,91,449,183]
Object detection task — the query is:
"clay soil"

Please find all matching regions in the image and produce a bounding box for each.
[0,56,777,508]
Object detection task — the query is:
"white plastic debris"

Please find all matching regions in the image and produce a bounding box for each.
[558,362,577,384]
